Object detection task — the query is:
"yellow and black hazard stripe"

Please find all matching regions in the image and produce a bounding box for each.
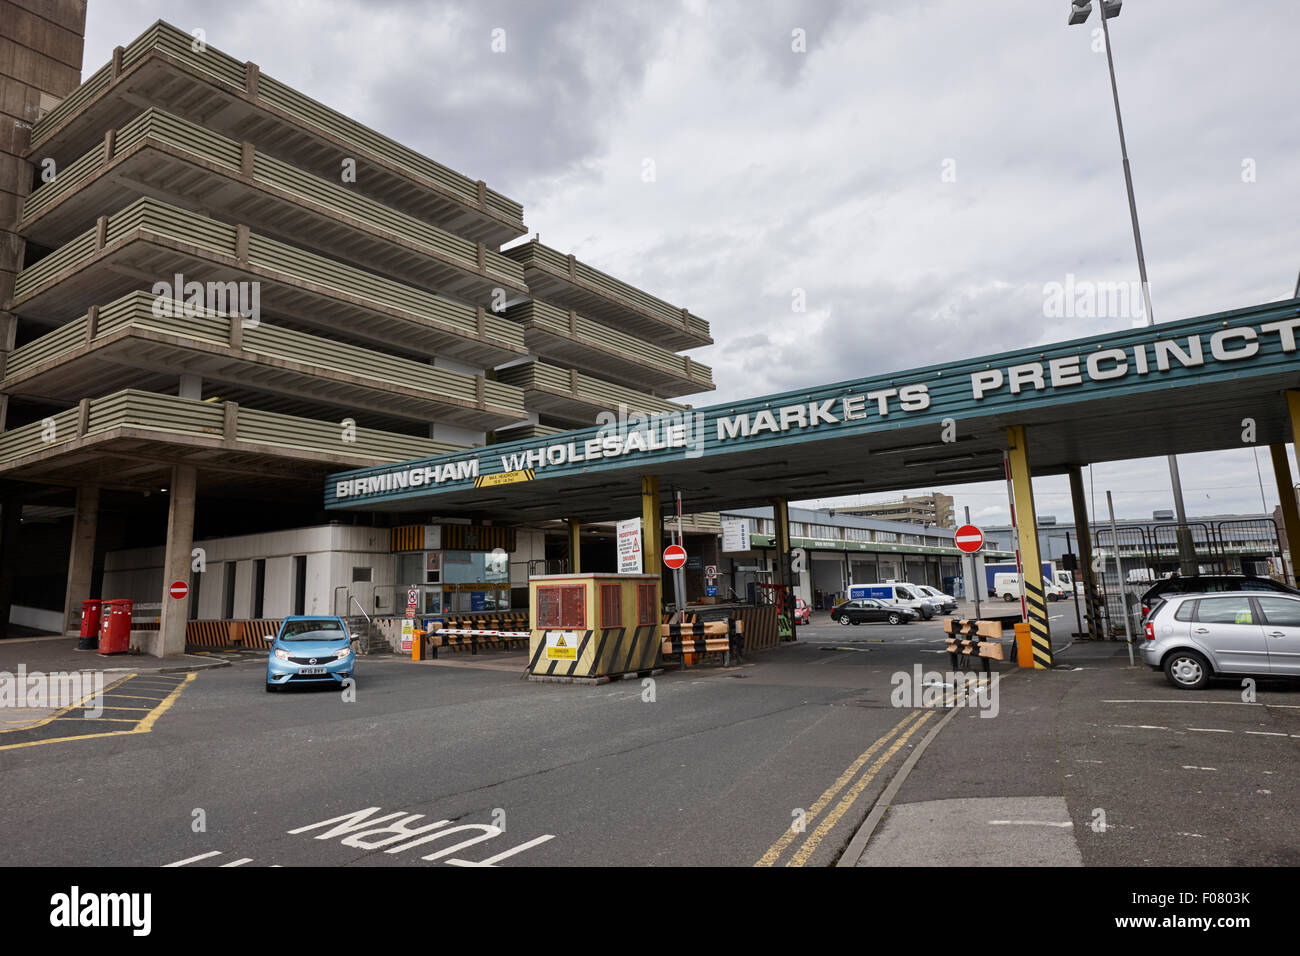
[390,525,424,552]
[1023,579,1054,668]
[439,523,517,552]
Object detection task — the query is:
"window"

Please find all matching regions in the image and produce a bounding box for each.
[600,584,622,628]
[351,566,372,583]
[425,552,441,584]
[292,555,307,616]
[537,585,585,629]
[1256,596,1300,627]
[637,583,658,625]
[223,562,237,619]
[1195,596,1253,625]
[253,559,266,619]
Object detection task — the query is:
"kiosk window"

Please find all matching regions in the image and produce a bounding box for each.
[600,585,622,628]
[637,583,658,626]
[537,585,585,629]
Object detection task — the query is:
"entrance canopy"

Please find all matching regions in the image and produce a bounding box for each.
[325,298,1300,522]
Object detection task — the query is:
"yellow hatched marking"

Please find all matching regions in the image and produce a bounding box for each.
[0,672,196,751]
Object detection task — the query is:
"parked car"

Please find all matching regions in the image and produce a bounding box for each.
[1142,591,1300,689]
[831,599,917,626]
[991,572,1065,602]
[792,598,811,625]
[915,585,957,614]
[266,615,357,692]
[847,583,934,620]
[1139,574,1299,619]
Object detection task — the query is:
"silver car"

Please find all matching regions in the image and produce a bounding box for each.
[1142,590,1300,689]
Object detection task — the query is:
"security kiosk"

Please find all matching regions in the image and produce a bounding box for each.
[527,573,661,680]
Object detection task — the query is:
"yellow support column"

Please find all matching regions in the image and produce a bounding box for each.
[1006,426,1052,669]
[772,497,794,640]
[568,518,581,574]
[641,476,661,575]
[1270,443,1300,582]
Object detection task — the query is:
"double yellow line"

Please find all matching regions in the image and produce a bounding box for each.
[755,710,935,867]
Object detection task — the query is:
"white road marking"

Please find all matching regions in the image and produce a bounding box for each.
[1113,724,1168,730]
[987,820,1074,827]
[164,851,222,867]
[219,858,254,867]
[1176,832,1206,838]
[1244,731,1288,737]
[1181,766,1218,771]
[1187,727,1232,733]
[1103,699,1300,708]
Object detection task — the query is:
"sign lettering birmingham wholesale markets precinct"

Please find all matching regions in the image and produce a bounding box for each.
[328,301,1300,505]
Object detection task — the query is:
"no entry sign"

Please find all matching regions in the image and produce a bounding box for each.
[169,580,189,599]
[954,525,984,554]
[663,544,688,570]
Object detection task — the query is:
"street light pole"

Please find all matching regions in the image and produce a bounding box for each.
[1071,0,1198,576]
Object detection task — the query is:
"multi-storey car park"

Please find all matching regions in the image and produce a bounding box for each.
[0,18,717,654]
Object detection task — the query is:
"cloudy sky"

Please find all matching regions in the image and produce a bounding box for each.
[84,1,1300,525]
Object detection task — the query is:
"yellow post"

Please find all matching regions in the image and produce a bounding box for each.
[567,518,581,574]
[1270,442,1300,582]
[641,476,661,575]
[1006,426,1052,669]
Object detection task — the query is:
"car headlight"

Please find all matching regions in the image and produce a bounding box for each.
[274,648,289,660]
[334,647,351,659]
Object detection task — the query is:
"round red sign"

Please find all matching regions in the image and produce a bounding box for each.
[169,580,189,599]
[663,544,688,570]
[954,525,984,554]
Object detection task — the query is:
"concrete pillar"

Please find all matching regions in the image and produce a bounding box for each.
[1269,442,1300,583]
[567,518,581,574]
[0,497,21,635]
[62,485,100,634]
[1067,465,1102,640]
[641,476,661,575]
[1006,426,1052,668]
[157,464,197,657]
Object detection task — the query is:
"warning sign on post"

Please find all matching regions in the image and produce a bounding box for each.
[545,630,579,660]
[617,518,642,574]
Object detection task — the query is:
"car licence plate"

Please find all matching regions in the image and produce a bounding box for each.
[298,666,327,675]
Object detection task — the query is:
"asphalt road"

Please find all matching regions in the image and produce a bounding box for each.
[1,615,979,868]
[9,599,1291,869]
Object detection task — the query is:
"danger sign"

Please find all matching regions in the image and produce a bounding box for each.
[169,581,188,600]
[954,525,984,554]
[545,630,578,660]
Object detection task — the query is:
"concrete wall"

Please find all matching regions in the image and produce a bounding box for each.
[103,523,394,621]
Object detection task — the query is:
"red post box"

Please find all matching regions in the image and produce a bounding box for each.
[98,599,133,655]
[78,599,103,650]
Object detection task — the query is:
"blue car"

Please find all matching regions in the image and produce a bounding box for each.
[265,616,356,692]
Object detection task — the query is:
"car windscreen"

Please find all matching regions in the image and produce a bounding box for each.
[279,619,345,641]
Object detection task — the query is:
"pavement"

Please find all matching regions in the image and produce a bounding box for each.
[0,634,239,676]
[844,640,1300,867]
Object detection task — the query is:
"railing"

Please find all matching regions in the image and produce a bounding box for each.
[12,198,527,355]
[494,360,686,416]
[505,300,713,388]
[0,388,461,469]
[503,240,710,340]
[32,21,524,226]
[22,107,526,290]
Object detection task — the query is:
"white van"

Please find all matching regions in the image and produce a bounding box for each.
[992,573,1065,602]
[847,582,935,620]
